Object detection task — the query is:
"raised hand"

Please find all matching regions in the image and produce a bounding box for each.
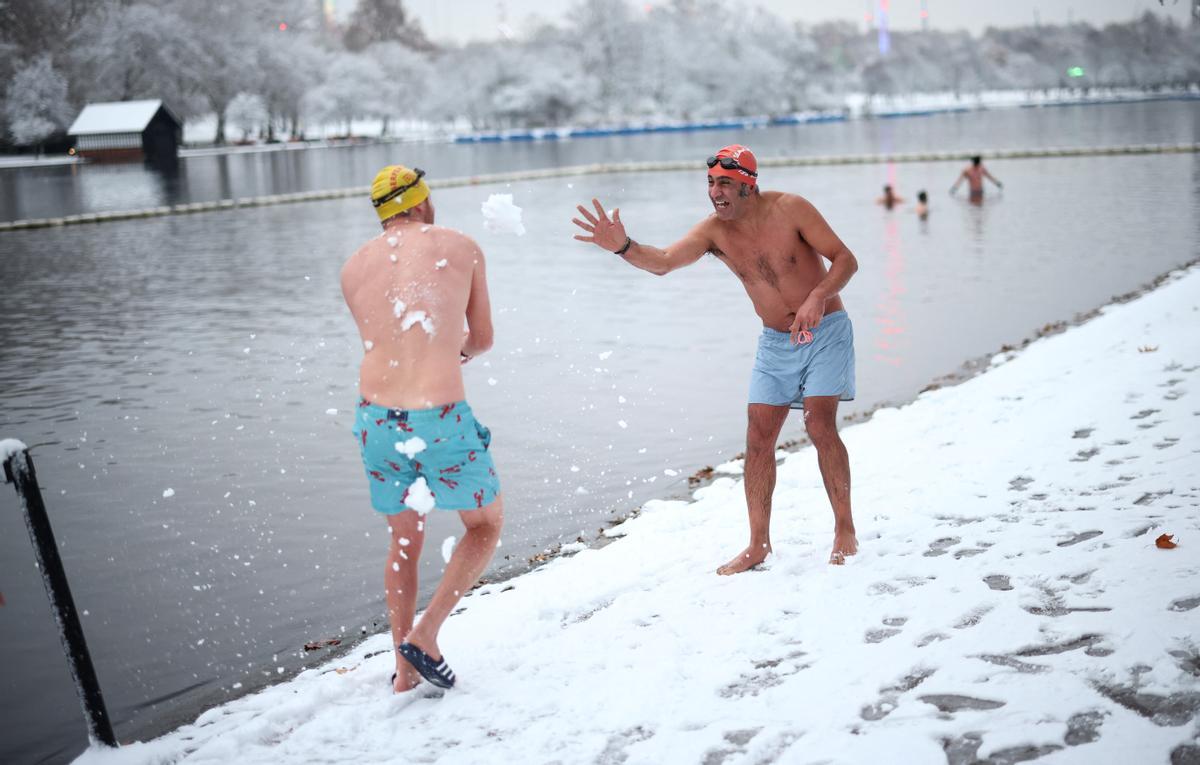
[572,198,627,252]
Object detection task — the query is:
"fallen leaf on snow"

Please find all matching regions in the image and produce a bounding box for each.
[1155,533,1178,549]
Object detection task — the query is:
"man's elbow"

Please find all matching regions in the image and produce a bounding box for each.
[647,258,675,277]
[474,330,495,353]
[466,324,494,355]
[840,251,859,276]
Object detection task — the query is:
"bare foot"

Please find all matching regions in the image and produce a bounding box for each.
[392,663,422,693]
[716,543,772,575]
[829,530,858,565]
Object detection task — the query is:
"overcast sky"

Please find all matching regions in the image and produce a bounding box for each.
[391,0,1194,44]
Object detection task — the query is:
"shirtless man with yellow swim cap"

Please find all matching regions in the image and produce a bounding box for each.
[342,165,503,692]
[571,145,860,573]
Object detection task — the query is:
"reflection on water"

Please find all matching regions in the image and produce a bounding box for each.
[873,212,909,370]
[1,103,1198,765]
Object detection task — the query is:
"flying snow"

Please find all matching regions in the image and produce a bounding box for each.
[481,194,526,235]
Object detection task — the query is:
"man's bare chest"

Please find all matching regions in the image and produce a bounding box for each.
[709,236,813,289]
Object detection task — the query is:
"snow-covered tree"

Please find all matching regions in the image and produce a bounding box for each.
[3,0,1197,145]
[256,29,328,140]
[226,92,269,141]
[4,54,73,148]
[66,1,203,116]
[569,0,644,121]
[358,41,433,136]
[343,0,434,53]
[303,52,390,135]
[170,1,274,144]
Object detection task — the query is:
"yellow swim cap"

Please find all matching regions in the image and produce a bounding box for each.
[370,165,430,222]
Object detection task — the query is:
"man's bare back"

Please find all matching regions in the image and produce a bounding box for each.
[698,190,847,331]
[341,223,491,410]
[347,165,502,695]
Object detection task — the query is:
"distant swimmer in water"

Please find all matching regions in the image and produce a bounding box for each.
[876,184,904,210]
[572,144,861,571]
[915,190,929,219]
[950,155,1003,203]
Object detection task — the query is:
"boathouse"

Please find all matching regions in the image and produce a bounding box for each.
[67,100,181,163]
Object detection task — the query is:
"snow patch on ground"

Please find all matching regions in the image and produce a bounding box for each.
[76,266,1200,765]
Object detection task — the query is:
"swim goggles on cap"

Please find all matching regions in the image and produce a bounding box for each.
[706,156,757,177]
[372,168,426,208]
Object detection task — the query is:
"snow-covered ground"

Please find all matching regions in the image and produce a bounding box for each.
[77,266,1199,764]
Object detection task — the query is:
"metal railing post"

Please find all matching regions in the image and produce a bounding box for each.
[3,443,117,748]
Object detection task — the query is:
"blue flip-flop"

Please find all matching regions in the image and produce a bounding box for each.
[398,642,456,689]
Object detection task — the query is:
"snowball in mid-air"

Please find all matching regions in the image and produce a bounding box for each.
[481,194,526,236]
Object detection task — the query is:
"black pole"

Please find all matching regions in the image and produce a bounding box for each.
[3,446,118,748]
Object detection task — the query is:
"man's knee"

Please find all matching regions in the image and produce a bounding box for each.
[746,406,787,453]
[803,409,840,448]
[464,495,503,536]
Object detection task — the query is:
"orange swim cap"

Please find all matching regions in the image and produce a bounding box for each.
[707,144,758,186]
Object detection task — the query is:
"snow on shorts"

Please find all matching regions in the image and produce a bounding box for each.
[747,310,856,409]
[352,398,500,513]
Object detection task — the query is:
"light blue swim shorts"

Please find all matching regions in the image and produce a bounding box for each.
[352,399,500,513]
[748,310,856,409]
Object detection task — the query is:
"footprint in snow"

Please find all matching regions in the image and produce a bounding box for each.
[1057,530,1103,547]
[923,537,960,557]
[982,574,1012,591]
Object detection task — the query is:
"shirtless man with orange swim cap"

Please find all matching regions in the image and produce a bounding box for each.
[343,165,503,692]
[571,145,860,572]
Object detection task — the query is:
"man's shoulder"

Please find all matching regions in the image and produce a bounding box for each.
[344,238,376,269]
[427,225,481,251]
[765,190,816,217]
[763,189,808,205]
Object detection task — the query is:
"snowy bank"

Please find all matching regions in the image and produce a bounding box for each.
[77,267,1200,764]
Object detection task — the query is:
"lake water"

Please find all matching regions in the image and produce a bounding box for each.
[1,100,1198,764]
